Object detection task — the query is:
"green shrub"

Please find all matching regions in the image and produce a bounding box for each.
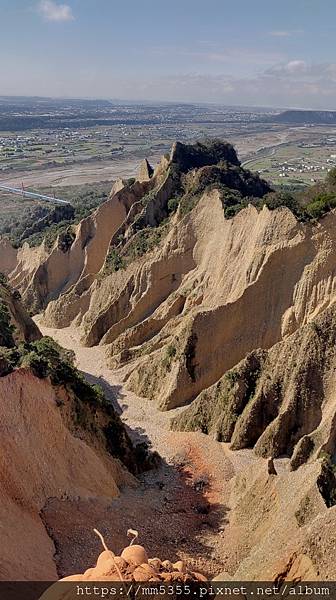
[21,351,49,378]
[224,204,244,218]
[167,344,177,359]
[167,196,180,213]
[0,347,19,376]
[261,191,305,219]
[0,273,9,287]
[14,335,107,407]
[305,193,336,220]
[128,228,163,259]
[162,344,177,371]
[226,369,239,384]
[140,190,156,208]
[104,248,125,273]
[91,384,106,404]
[327,167,336,188]
[179,193,199,216]
[32,336,74,366]
[57,227,76,253]
[0,299,15,348]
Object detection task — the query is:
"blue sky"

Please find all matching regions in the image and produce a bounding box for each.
[1,0,335,108]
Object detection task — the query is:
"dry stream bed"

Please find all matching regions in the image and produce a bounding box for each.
[36,319,272,579]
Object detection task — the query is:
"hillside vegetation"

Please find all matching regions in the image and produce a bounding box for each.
[102,140,272,275]
[0,181,111,248]
[1,141,336,260]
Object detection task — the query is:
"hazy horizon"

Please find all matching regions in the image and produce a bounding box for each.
[1,0,336,109]
[0,94,334,113]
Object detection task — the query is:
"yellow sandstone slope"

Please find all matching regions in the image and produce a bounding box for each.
[0,285,141,580]
[0,370,134,580]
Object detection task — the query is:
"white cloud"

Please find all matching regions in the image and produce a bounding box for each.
[110,61,336,108]
[285,59,307,73]
[266,60,308,76]
[38,0,74,22]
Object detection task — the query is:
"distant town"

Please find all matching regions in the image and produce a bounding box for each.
[1,97,336,193]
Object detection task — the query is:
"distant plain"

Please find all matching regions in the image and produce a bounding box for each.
[1,97,336,215]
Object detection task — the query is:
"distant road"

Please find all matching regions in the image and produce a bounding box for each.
[0,184,69,205]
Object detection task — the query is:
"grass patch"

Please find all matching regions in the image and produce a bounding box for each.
[162,344,177,371]
[103,223,168,276]
[0,293,15,348]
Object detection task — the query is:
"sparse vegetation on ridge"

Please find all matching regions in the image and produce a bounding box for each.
[256,166,336,222]
[0,295,15,348]
[0,276,113,403]
[103,220,170,275]
[0,284,155,472]
[102,140,272,275]
[162,343,177,371]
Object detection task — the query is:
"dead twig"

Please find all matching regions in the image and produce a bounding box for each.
[127,528,139,546]
[93,528,127,593]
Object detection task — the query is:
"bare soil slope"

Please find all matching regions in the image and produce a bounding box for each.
[0,370,134,580]
[0,285,140,580]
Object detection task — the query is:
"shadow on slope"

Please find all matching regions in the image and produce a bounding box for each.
[41,370,230,578]
[78,369,154,451]
[41,453,230,579]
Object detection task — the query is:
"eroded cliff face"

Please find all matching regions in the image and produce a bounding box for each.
[0,280,41,344]
[0,369,136,580]
[0,282,150,581]
[3,140,336,460]
[213,455,336,582]
[174,302,336,468]
[0,177,157,313]
[91,196,336,414]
